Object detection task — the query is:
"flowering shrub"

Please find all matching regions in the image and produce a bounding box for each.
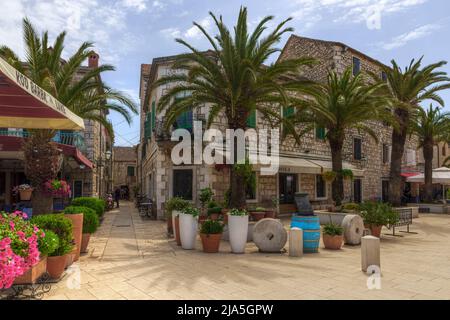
[0,211,43,289]
[43,179,71,197]
[11,184,33,196]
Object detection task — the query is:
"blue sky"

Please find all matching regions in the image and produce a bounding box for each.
[1,0,449,146]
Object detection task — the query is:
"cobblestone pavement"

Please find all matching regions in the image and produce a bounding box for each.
[44,202,450,300]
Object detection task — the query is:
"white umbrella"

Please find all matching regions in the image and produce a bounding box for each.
[406,167,450,202]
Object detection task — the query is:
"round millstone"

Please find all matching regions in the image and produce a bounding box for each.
[253,219,288,253]
[341,214,364,245]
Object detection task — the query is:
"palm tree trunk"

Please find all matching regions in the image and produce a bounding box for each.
[329,137,344,206]
[228,117,247,209]
[423,141,434,203]
[389,108,409,207]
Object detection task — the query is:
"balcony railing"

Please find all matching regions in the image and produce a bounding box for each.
[0,129,86,152]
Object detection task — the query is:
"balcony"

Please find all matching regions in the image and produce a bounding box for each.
[0,129,86,153]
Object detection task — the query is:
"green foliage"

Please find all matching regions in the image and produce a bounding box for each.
[65,207,100,234]
[342,203,360,212]
[38,229,59,257]
[199,188,214,207]
[165,197,190,218]
[340,169,354,180]
[207,207,222,215]
[322,171,337,182]
[253,207,266,212]
[182,206,200,217]
[229,208,248,216]
[200,220,224,234]
[70,198,105,217]
[208,201,219,209]
[323,223,343,236]
[31,214,74,256]
[358,201,399,227]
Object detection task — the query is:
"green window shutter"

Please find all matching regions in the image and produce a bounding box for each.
[316,126,326,140]
[151,101,156,128]
[127,166,135,176]
[246,110,256,128]
[175,111,193,130]
[283,106,294,118]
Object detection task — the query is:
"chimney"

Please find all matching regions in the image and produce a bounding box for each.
[88,51,99,68]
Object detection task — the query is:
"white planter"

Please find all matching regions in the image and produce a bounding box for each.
[172,210,181,239]
[228,214,249,253]
[179,212,198,250]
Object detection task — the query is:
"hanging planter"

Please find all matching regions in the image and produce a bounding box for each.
[12,184,34,201]
[322,171,337,182]
[340,169,354,181]
[43,179,71,198]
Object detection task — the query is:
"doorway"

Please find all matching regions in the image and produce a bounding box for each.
[73,180,83,198]
[279,173,297,204]
[353,178,362,203]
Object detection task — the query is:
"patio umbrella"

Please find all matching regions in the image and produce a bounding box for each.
[0,56,84,130]
[406,167,450,202]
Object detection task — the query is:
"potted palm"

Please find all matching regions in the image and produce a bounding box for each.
[179,206,199,250]
[228,209,249,254]
[165,197,189,245]
[323,223,344,250]
[359,202,399,238]
[200,220,224,253]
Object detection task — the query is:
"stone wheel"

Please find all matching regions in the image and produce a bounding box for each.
[341,214,364,245]
[253,219,287,253]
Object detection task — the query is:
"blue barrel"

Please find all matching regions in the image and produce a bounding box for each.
[290,215,321,253]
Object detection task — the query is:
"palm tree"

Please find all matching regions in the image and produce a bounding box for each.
[153,7,315,208]
[0,18,138,213]
[412,105,450,202]
[291,68,389,206]
[380,58,450,206]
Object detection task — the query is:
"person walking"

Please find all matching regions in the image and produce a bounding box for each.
[114,187,121,208]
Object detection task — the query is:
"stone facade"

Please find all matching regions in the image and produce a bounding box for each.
[112,146,137,197]
[138,35,421,219]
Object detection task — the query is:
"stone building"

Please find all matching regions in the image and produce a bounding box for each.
[137,35,421,219]
[112,146,138,198]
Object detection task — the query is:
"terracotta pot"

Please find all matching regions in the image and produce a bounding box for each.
[19,189,33,201]
[65,250,75,268]
[264,211,276,219]
[250,212,266,222]
[167,218,174,236]
[47,255,68,279]
[81,233,91,253]
[370,225,383,238]
[323,234,344,250]
[200,233,222,253]
[174,215,181,246]
[14,257,47,285]
[64,213,83,261]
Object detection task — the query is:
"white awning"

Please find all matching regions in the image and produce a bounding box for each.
[407,167,450,184]
[307,159,365,176]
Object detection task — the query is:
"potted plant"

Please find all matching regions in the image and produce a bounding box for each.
[207,205,222,221]
[228,209,249,254]
[63,206,85,262]
[200,220,224,253]
[199,187,214,217]
[340,169,354,181]
[165,197,190,245]
[1,211,43,288]
[31,214,74,279]
[322,171,337,182]
[358,202,399,238]
[179,205,199,250]
[323,223,344,250]
[12,184,34,201]
[63,206,99,253]
[70,197,105,219]
[249,207,266,221]
[43,179,71,198]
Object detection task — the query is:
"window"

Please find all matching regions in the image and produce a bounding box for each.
[245,172,257,200]
[173,169,193,200]
[246,110,256,128]
[353,178,362,203]
[316,175,326,199]
[283,106,295,118]
[174,110,193,131]
[127,166,135,177]
[353,137,362,160]
[315,125,326,140]
[381,71,388,82]
[352,57,361,76]
[382,144,389,164]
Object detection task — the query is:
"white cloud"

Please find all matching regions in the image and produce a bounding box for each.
[121,0,148,12]
[184,16,211,39]
[160,27,181,39]
[152,0,166,9]
[381,24,440,50]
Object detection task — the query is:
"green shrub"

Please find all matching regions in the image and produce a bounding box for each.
[165,197,190,218]
[200,220,224,234]
[359,201,399,227]
[254,207,266,212]
[199,188,214,207]
[207,207,222,215]
[38,230,59,257]
[182,206,200,217]
[229,208,248,216]
[31,214,74,256]
[342,203,360,212]
[63,206,99,233]
[323,223,344,236]
[208,201,219,209]
[71,197,105,217]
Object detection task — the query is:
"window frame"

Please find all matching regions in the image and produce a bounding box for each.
[127,166,135,177]
[315,174,327,200]
[353,137,362,161]
[171,168,194,201]
[352,56,361,76]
